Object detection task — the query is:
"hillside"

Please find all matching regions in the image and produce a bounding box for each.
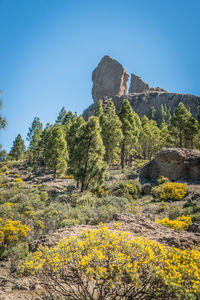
[0,159,200,299]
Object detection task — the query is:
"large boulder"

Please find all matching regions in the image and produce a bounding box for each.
[139,148,200,183]
[92,55,129,104]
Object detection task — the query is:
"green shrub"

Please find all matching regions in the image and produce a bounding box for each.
[111,180,142,199]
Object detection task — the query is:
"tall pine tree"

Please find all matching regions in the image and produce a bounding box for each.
[44,124,68,177]
[100,100,123,164]
[170,102,191,147]
[118,99,140,168]
[72,116,107,191]
[9,134,26,160]
[26,117,43,165]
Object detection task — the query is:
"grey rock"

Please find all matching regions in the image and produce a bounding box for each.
[139,148,200,183]
[187,222,200,233]
[142,183,152,195]
[84,91,200,123]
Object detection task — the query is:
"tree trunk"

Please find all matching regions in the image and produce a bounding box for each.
[180,129,183,148]
[121,143,125,169]
[76,180,79,189]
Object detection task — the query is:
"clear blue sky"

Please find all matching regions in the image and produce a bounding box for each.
[0,0,200,151]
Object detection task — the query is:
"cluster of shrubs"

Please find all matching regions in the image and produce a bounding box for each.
[19,225,200,299]
[0,169,142,264]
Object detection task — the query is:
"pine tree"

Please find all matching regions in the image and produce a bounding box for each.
[0,99,7,161]
[0,100,7,130]
[44,124,68,177]
[72,116,107,192]
[56,107,67,125]
[184,116,199,149]
[139,116,161,159]
[150,106,156,121]
[94,101,103,117]
[118,99,140,168]
[100,101,123,164]
[198,106,200,125]
[26,117,43,165]
[67,115,85,164]
[9,134,26,160]
[170,102,191,147]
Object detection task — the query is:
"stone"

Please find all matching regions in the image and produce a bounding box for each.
[142,183,152,195]
[187,222,200,234]
[129,73,150,93]
[92,55,129,104]
[139,148,200,183]
[83,91,200,121]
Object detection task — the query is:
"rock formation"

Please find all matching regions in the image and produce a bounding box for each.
[83,91,200,121]
[92,55,129,104]
[84,56,200,121]
[129,73,150,93]
[139,148,200,183]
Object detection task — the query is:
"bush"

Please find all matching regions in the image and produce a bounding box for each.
[157,176,169,185]
[155,215,192,231]
[111,180,142,199]
[152,182,187,201]
[19,225,200,299]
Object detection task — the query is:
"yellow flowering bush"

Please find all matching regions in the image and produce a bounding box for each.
[95,187,109,197]
[155,215,192,231]
[19,225,200,299]
[0,219,30,245]
[62,175,74,179]
[152,182,187,201]
[14,177,23,183]
[157,176,169,185]
[0,165,9,172]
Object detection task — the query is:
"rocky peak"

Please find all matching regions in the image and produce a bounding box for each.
[92,55,129,104]
[129,73,167,94]
[129,73,150,93]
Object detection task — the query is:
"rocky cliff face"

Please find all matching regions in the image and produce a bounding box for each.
[84,56,200,120]
[92,55,129,104]
[84,91,200,121]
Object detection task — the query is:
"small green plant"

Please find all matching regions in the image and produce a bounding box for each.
[111,180,142,199]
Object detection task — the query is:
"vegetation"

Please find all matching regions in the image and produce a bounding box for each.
[155,215,192,231]
[71,116,108,191]
[9,134,26,160]
[152,181,187,201]
[19,225,200,299]
[1,98,200,299]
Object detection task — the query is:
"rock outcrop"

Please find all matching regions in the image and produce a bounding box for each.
[83,91,200,121]
[92,55,129,104]
[139,148,200,183]
[83,56,200,121]
[129,73,150,93]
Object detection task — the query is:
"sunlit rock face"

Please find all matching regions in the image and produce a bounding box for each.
[92,55,129,104]
[84,56,200,122]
